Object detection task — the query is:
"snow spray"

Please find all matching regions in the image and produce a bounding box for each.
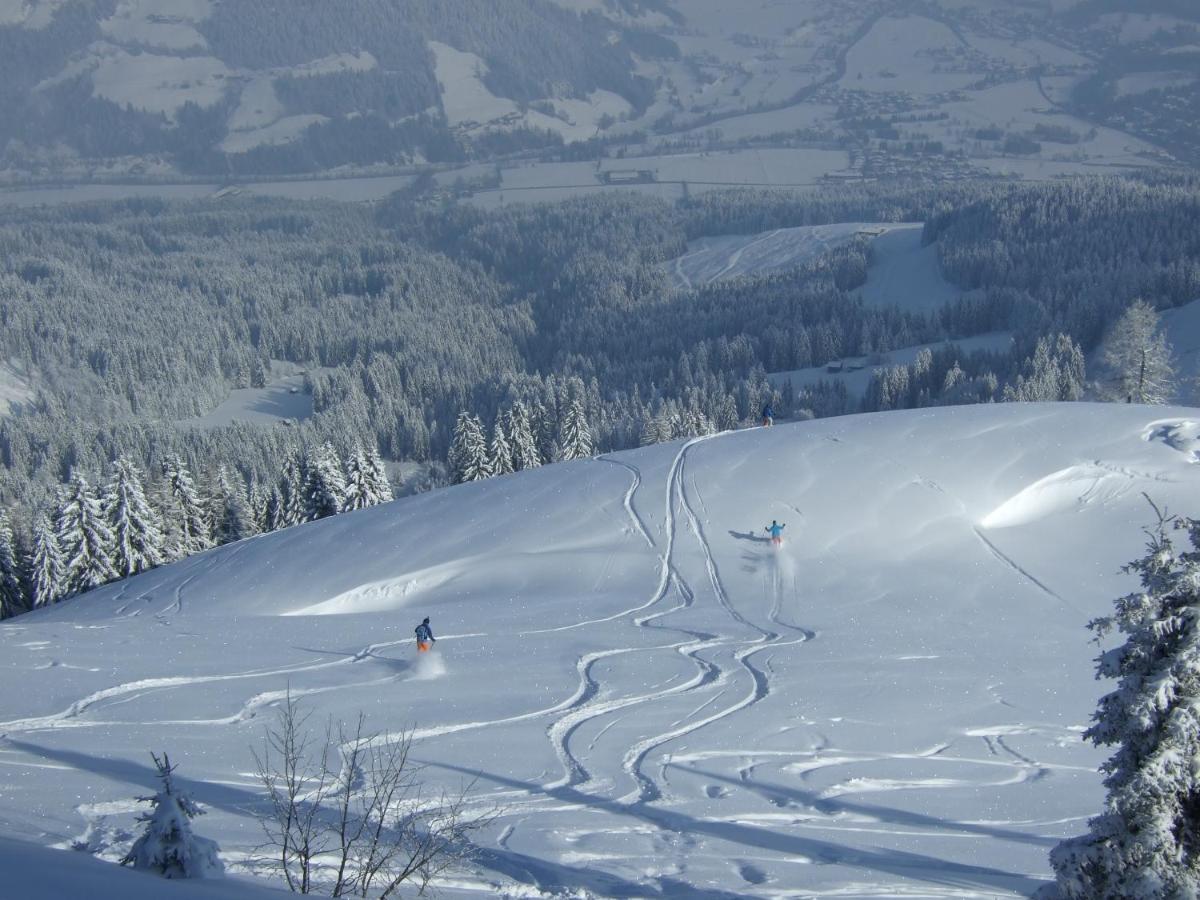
[413,649,447,680]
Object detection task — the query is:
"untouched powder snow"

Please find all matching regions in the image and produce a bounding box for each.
[3,404,1200,897]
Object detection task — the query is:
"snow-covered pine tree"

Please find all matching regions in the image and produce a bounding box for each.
[160,455,212,560]
[1100,299,1176,405]
[449,412,491,483]
[279,450,307,527]
[56,474,117,595]
[27,513,65,609]
[0,511,27,618]
[122,753,225,879]
[1047,509,1200,898]
[490,420,515,476]
[364,445,394,503]
[212,467,256,545]
[105,456,166,579]
[1004,334,1087,403]
[557,396,595,461]
[506,401,541,471]
[303,443,347,521]
[640,413,665,447]
[716,395,740,432]
[263,485,285,533]
[342,444,375,512]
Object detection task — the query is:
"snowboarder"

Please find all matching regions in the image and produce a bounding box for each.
[415,617,435,652]
[761,403,775,427]
[765,520,785,546]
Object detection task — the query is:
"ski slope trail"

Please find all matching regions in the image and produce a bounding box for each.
[3,404,1200,898]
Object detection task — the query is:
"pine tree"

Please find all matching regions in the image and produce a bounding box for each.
[1048,509,1200,898]
[342,445,375,512]
[1101,300,1176,405]
[212,467,256,545]
[160,455,212,560]
[449,412,491,483]
[490,420,515,476]
[303,443,346,521]
[105,456,166,579]
[1004,334,1087,403]
[122,753,225,879]
[364,445,394,503]
[0,512,27,618]
[264,485,285,533]
[57,475,117,595]
[506,402,541,471]
[558,396,595,461]
[278,450,307,527]
[27,513,65,609]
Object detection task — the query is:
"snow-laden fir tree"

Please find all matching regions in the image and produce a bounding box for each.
[212,467,257,545]
[160,455,212,560]
[1100,299,1176,404]
[716,395,740,432]
[105,456,165,578]
[557,396,594,461]
[364,445,394,503]
[490,420,515,476]
[506,401,541,471]
[1047,509,1200,898]
[0,511,26,618]
[1003,334,1087,403]
[56,474,117,595]
[449,412,491,483]
[278,450,307,528]
[122,753,224,879]
[342,444,376,512]
[303,443,347,521]
[26,513,65,609]
[263,485,285,533]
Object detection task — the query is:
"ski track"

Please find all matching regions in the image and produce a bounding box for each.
[0,636,427,734]
[543,431,820,813]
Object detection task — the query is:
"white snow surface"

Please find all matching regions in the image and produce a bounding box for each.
[3,404,1200,897]
[667,222,887,290]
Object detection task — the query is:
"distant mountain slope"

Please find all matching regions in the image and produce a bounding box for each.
[0,0,656,176]
[4,403,1200,896]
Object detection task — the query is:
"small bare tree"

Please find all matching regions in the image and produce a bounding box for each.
[252,693,490,896]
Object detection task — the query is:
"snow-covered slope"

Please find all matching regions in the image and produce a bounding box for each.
[3,404,1200,898]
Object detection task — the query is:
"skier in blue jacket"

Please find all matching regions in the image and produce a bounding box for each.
[761,403,775,427]
[765,520,785,546]
[415,617,435,652]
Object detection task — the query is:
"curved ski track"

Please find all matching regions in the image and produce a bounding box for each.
[544,433,816,811]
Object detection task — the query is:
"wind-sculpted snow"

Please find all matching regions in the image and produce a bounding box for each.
[3,404,1200,898]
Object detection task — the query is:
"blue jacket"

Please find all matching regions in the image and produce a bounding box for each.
[765,523,785,539]
[415,623,434,642]
[762,405,775,419]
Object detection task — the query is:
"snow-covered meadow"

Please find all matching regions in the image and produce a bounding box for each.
[3,403,1199,897]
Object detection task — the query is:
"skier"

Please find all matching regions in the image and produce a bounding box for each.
[765,520,785,546]
[415,616,435,653]
[761,403,775,427]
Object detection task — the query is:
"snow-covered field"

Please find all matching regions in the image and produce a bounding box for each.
[771,332,1015,401]
[3,403,1199,897]
[176,374,312,430]
[665,221,960,317]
